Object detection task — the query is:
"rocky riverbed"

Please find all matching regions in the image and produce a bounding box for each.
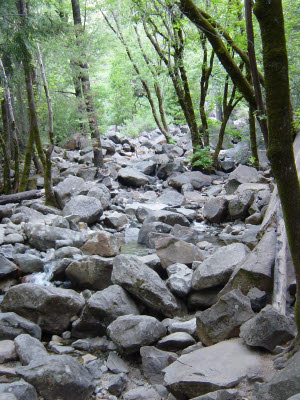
[0,125,299,400]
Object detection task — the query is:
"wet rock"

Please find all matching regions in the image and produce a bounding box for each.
[14,334,48,364]
[203,198,228,223]
[240,305,297,351]
[140,346,178,384]
[166,263,193,297]
[13,253,44,274]
[156,237,205,269]
[112,255,185,318]
[0,312,41,340]
[16,355,95,400]
[118,167,149,187]
[157,332,196,352]
[0,380,38,400]
[163,338,267,399]
[0,339,17,363]
[107,315,166,354]
[196,289,255,346]
[82,231,124,257]
[1,284,84,334]
[63,195,103,224]
[192,243,249,290]
[66,255,113,291]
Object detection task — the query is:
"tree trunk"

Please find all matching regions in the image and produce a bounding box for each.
[249,105,259,169]
[0,99,11,194]
[254,0,300,335]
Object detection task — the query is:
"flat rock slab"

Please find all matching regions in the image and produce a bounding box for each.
[163,338,269,399]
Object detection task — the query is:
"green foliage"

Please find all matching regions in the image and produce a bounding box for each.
[119,112,156,139]
[188,146,213,169]
[294,108,300,131]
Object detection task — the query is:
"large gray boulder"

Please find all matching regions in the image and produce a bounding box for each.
[196,290,255,346]
[156,237,205,269]
[144,209,190,227]
[24,224,86,251]
[163,338,268,399]
[0,312,41,340]
[157,332,196,352]
[254,351,300,400]
[63,195,103,224]
[228,190,254,220]
[203,198,228,223]
[107,315,166,354]
[240,305,297,351]
[166,263,193,297]
[54,175,89,207]
[118,167,149,187]
[82,231,124,257]
[103,211,129,230]
[140,346,178,384]
[158,189,185,207]
[192,243,249,290]
[138,222,172,248]
[73,285,140,337]
[191,389,246,400]
[0,255,18,279]
[13,253,44,274]
[14,334,48,365]
[16,355,95,400]
[219,228,276,297]
[0,380,38,400]
[66,255,113,291]
[112,255,185,318]
[225,165,260,194]
[168,171,212,191]
[87,183,111,210]
[1,284,84,334]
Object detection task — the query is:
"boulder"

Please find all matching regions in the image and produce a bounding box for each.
[168,171,212,191]
[240,305,297,351]
[144,209,190,227]
[192,243,249,290]
[188,288,219,311]
[0,312,41,340]
[14,334,48,364]
[13,253,44,274]
[107,315,166,354]
[225,165,260,194]
[87,184,111,210]
[66,255,113,290]
[82,231,124,257]
[163,338,268,399]
[156,237,205,269]
[254,351,300,400]
[106,352,130,374]
[157,332,196,352]
[108,373,127,397]
[190,389,246,400]
[1,284,84,334]
[0,255,18,279]
[170,224,199,244]
[196,290,255,346]
[24,224,86,251]
[168,318,197,336]
[138,222,172,248]
[228,190,254,220]
[247,287,267,312]
[54,175,89,207]
[140,346,178,384]
[103,212,129,229]
[158,189,185,207]
[0,340,17,363]
[16,355,95,400]
[0,380,38,400]
[134,159,157,175]
[123,387,161,400]
[112,255,185,318]
[118,167,149,187]
[203,198,228,223]
[219,228,276,297]
[166,263,193,297]
[63,195,103,224]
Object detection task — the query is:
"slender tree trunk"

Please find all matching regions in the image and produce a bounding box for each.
[249,105,259,169]
[213,113,230,167]
[254,0,300,335]
[0,99,11,194]
[244,0,268,148]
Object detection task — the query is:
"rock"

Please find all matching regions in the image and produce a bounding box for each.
[0,312,41,340]
[168,318,197,336]
[156,237,205,269]
[163,338,268,399]
[140,346,178,384]
[166,263,193,297]
[170,224,199,244]
[196,289,255,346]
[63,195,103,224]
[157,159,185,180]
[134,159,157,175]
[144,209,190,227]
[107,352,129,374]
[225,165,260,194]
[103,212,129,229]
[0,394,17,400]
[0,340,17,363]
[13,253,44,274]
[14,334,48,364]
[24,224,85,251]
[247,288,267,312]
[168,171,212,191]
[157,332,196,352]
[162,143,184,157]
[87,184,111,210]
[203,198,228,223]
[85,359,105,379]
[254,351,300,400]
[188,289,219,311]
[0,255,18,279]
[190,389,245,400]
[16,355,95,400]
[108,373,127,396]
[0,380,38,400]
[118,167,149,187]
[138,222,172,248]
[287,396,300,400]
[54,175,89,207]
[228,190,254,220]
[192,243,249,290]
[1,284,84,334]
[112,255,185,318]
[181,342,203,355]
[107,315,166,354]
[123,387,161,400]
[66,255,113,291]
[219,228,276,297]
[158,189,185,207]
[73,285,140,337]
[82,231,124,257]
[240,305,297,351]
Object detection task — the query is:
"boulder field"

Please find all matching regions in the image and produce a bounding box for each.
[0,125,298,400]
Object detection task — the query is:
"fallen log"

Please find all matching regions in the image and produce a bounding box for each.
[0,189,44,205]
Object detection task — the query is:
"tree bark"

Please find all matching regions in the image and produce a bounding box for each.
[249,105,259,169]
[0,189,43,205]
[254,0,300,335]
[0,99,11,194]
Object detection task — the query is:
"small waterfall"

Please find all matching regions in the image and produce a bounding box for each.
[25,261,56,287]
